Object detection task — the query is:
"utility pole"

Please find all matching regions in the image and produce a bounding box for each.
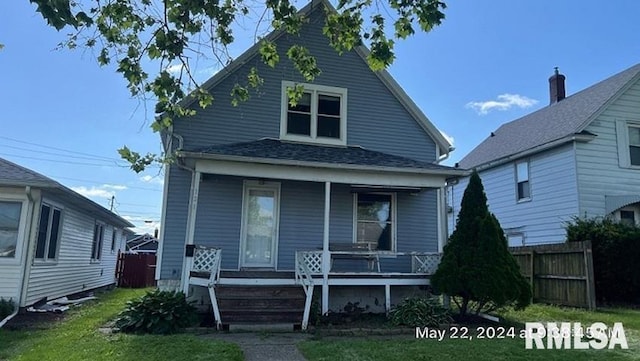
[109,195,115,212]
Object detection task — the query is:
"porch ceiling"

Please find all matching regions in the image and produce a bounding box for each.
[179,139,465,188]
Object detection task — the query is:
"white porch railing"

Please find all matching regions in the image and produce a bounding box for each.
[410,252,442,274]
[295,250,442,275]
[294,251,318,330]
[187,245,223,329]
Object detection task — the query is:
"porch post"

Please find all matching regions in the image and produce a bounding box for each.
[181,170,202,294]
[436,186,447,253]
[322,181,331,314]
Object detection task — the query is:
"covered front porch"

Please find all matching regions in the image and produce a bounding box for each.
[172,139,463,329]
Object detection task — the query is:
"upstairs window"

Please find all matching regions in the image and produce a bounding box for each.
[281,81,347,145]
[35,203,62,261]
[516,160,530,201]
[629,125,640,166]
[91,223,104,261]
[354,193,395,252]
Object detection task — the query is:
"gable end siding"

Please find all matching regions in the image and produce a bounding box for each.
[576,79,640,217]
[173,8,436,163]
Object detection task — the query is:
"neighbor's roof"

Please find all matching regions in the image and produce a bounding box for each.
[459,63,640,169]
[182,139,463,175]
[176,0,453,156]
[0,157,134,228]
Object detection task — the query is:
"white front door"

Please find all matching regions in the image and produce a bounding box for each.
[240,182,280,268]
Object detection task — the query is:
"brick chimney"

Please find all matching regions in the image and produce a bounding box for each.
[549,67,566,104]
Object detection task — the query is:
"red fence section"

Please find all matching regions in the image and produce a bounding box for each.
[116,252,157,288]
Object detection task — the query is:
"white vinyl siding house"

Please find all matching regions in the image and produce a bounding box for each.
[0,158,133,308]
[450,63,640,246]
[449,144,578,245]
[576,78,640,218]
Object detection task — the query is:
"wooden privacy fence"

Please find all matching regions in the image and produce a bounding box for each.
[116,252,157,288]
[510,241,596,309]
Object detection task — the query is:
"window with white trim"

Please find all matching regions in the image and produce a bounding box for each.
[516,160,530,201]
[0,201,23,258]
[507,233,525,247]
[354,193,395,252]
[35,203,62,261]
[616,206,639,226]
[629,125,640,166]
[91,223,104,261]
[280,81,347,145]
[111,228,118,252]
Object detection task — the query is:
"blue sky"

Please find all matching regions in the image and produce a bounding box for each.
[1,1,639,234]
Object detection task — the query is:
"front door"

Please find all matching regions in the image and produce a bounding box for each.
[240,182,280,268]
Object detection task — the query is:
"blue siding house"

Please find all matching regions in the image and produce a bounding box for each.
[449,64,640,246]
[156,0,463,328]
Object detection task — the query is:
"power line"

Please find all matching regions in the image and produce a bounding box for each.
[0,135,123,162]
[0,152,128,167]
[0,143,124,163]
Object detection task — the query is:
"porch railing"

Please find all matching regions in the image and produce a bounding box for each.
[294,251,317,330]
[188,245,223,329]
[410,252,442,274]
[295,250,441,275]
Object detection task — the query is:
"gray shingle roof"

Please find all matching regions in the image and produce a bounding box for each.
[187,139,458,172]
[459,63,640,169]
[0,157,58,187]
[0,157,133,228]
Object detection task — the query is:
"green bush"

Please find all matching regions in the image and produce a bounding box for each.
[114,289,198,334]
[389,297,452,327]
[432,171,531,317]
[0,298,15,320]
[566,217,640,304]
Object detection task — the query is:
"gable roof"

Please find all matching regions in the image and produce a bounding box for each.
[0,157,134,228]
[183,138,463,175]
[459,63,640,170]
[177,0,453,157]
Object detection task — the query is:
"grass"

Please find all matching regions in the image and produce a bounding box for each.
[299,305,640,361]
[0,288,243,361]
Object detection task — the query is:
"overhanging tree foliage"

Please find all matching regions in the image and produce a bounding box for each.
[27,0,447,171]
[432,171,531,317]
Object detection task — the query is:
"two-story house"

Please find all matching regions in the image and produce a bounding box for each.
[155,0,464,329]
[449,63,640,246]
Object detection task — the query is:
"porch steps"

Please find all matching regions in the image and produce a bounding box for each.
[216,285,306,325]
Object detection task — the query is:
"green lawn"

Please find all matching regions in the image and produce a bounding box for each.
[300,305,640,361]
[0,288,242,361]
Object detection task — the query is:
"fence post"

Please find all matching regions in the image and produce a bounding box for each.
[529,249,535,302]
[583,240,596,310]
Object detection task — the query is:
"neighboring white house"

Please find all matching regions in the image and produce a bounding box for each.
[0,157,133,308]
[449,64,640,246]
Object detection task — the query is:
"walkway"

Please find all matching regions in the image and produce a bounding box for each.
[208,332,309,361]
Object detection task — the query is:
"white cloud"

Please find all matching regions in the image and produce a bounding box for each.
[466,93,538,115]
[140,175,164,186]
[103,184,128,191]
[166,63,184,75]
[71,184,127,199]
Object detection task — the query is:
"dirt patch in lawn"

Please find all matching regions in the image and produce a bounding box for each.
[3,311,67,331]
